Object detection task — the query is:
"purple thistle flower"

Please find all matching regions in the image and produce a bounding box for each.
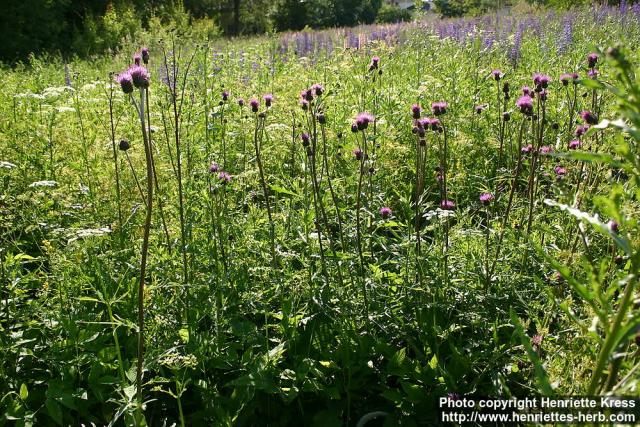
[218,171,232,184]
[587,53,598,68]
[133,53,141,66]
[521,144,533,154]
[116,72,134,94]
[588,69,599,79]
[569,140,581,149]
[369,56,380,71]
[128,65,150,89]
[141,47,149,64]
[353,148,363,160]
[539,146,553,154]
[516,95,534,116]
[263,94,274,107]
[479,193,494,203]
[440,200,455,210]
[351,123,359,133]
[609,220,619,234]
[580,110,598,125]
[531,334,543,348]
[533,73,551,89]
[560,73,579,86]
[554,165,566,175]
[575,124,590,137]
[237,98,245,107]
[301,89,314,102]
[301,133,310,146]
[522,86,533,96]
[355,112,374,130]
[250,98,260,113]
[491,69,502,81]
[311,83,324,96]
[432,101,448,116]
[538,89,548,101]
[222,91,229,101]
[209,162,220,173]
[412,104,421,119]
[475,104,487,114]
[379,206,392,218]
[300,99,309,111]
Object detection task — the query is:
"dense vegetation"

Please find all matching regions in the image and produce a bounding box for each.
[0,0,628,62]
[2,3,640,426]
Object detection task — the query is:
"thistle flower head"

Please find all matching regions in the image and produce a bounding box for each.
[355,112,374,130]
[575,124,590,137]
[222,91,229,101]
[479,193,494,204]
[533,73,551,89]
[311,83,324,96]
[116,72,134,94]
[568,139,581,149]
[141,47,149,64]
[587,53,598,68]
[301,89,314,102]
[431,101,448,116]
[475,104,487,114]
[440,200,455,210]
[588,69,599,79]
[218,171,232,184]
[237,98,245,107]
[249,98,260,112]
[537,89,548,101]
[351,123,359,133]
[609,220,619,234]
[580,110,598,125]
[531,334,543,347]
[209,162,220,173]
[521,144,533,154]
[128,65,150,89]
[539,145,553,154]
[353,147,363,160]
[491,69,502,81]
[301,133,310,146]
[118,139,130,151]
[554,165,566,176]
[133,53,141,66]
[369,56,380,71]
[379,206,392,218]
[560,72,579,86]
[263,94,274,107]
[521,86,532,96]
[300,99,309,111]
[411,104,421,119]
[516,95,533,116]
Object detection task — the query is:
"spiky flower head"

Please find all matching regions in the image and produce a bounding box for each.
[491,69,502,81]
[133,53,141,66]
[568,139,581,149]
[355,112,374,130]
[580,110,598,125]
[521,144,533,154]
[263,94,274,107]
[311,83,324,96]
[116,72,134,94]
[250,98,260,112]
[369,56,380,71]
[479,193,494,204]
[237,98,245,107]
[587,53,598,68]
[475,104,487,114]
[300,133,310,147]
[118,139,130,151]
[412,104,421,119]
[128,66,150,89]
[218,171,232,184]
[431,101,448,116]
[141,47,149,64]
[533,73,551,89]
[353,148,363,160]
[379,206,392,218]
[440,200,455,210]
[222,91,229,101]
[588,69,599,79]
[560,72,579,86]
[575,124,590,137]
[209,162,220,173]
[537,89,548,101]
[539,145,553,154]
[521,86,533,96]
[516,95,534,116]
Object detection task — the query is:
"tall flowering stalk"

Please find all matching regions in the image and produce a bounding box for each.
[116,60,152,412]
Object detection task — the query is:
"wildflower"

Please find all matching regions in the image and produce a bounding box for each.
[141,47,149,64]
[588,69,599,79]
[575,124,589,137]
[302,89,314,102]
[379,206,392,218]
[311,83,324,96]
[250,98,259,113]
[516,95,533,116]
[587,53,598,68]
[301,99,309,111]
[222,91,229,101]
[263,94,274,107]
[531,334,543,348]
[351,123,359,133]
[503,112,511,122]
[580,110,598,125]
[133,53,141,66]
[537,89,548,101]
[533,73,551,89]
[554,165,566,179]
[301,133,310,147]
[609,220,619,234]
[440,200,455,210]
[118,139,130,151]
[560,72,579,86]
[491,69,502,81]
[116,72,134,94]
[355,112,374,130]
[475,104,487,114]
[521,144,533,154]
[569,140,581,149]
[218,171,232,184]
[431,101,448,116]
[522,86,533,96]
[238,98,245,107]
[129,66,150,89]
[317,112,326,124]
[353,148,363,160]
[209,162,220,173]
[539,146,553,154]
[502,82,510,94]
[479,193,494,204]
[369,56,380,71]
[412,104,421,119]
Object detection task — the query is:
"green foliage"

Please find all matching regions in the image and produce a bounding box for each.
[376,4,413,24]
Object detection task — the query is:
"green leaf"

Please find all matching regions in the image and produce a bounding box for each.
[45,398,63,426]
[269,184,300,198]
[19,383,28,401]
